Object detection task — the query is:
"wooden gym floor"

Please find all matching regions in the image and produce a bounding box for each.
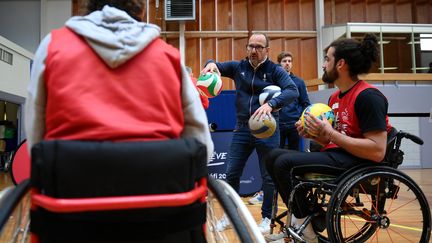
[1,169,431,242]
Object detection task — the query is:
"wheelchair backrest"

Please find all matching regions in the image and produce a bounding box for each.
[29,138,208,242]
[384,127,399,164]
[383,127,424,169]
[31,138,208,198]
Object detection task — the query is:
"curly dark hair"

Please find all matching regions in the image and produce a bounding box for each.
[86,0,145,21]
[325,33,379,78]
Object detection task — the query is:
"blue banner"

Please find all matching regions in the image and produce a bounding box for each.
[208,132,262,196]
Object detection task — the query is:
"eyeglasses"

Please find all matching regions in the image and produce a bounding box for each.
[246,44,267,52]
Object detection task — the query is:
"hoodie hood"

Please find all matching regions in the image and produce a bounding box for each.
[65,5,160,68]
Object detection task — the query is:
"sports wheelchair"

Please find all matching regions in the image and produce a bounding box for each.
[270,128,431,242]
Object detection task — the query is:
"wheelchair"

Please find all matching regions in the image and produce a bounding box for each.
[270,128,431,242]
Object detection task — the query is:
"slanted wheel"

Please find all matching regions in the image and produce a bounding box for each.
[327,166,431,242]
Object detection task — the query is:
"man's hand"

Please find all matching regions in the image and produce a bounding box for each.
[296,112,335,146]
[304,112,335,144]
[252,103,273,121]
[201,63,220,76]
[296,119,314,139]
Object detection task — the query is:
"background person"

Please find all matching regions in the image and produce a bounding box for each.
[249,52,311,208]
[248,190,263,205]
[277,51,311,151]
[186,66,209,109]
[265,33,392,243]
[202,32,299,234]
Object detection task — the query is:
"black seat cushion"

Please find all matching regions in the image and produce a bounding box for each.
[292,164,347,182]
[292,164,347,177]
[292,163,379,184]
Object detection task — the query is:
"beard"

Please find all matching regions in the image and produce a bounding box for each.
[322,67,338,84]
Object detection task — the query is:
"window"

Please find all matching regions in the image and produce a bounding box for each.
[0,47,13,65]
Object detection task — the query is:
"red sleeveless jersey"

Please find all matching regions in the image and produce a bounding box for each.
[44,27,184,141]
[323,80,391,151]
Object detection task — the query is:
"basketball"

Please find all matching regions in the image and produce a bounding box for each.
[259,85,281,105]
[196,72,223,98]
[248,114,277,139]
[300,103,335,137]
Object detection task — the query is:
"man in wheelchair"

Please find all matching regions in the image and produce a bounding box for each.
[265,34,393,242]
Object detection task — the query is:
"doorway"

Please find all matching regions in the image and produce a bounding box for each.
[0,100,19,172]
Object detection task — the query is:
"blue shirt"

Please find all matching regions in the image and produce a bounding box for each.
[279,73,311,127]
[207,58,299,122]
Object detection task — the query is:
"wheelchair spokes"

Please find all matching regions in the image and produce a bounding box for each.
[329,169,430,242]
[0,189,31,243]
[206,193,231,243]
[206,178,266,243]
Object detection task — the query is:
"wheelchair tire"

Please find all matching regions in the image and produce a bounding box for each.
[207,178,256,243]
[326,166,431,243]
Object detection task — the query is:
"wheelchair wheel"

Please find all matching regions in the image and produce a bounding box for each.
[327,166,431,243]
[206,178,266,243]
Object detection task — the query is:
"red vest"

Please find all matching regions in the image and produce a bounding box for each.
[323,80,391,150]
[44,27,184,141]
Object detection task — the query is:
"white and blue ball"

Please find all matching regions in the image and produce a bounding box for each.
[248,114,277,139]
[259,85,281,105]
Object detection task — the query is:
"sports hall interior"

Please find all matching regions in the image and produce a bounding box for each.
[1,0,432,242]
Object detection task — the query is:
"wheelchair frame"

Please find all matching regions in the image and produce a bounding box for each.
[270,129,431,243]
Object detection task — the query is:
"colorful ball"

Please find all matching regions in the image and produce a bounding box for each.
[259,85,281,105]
[248,114,277,139]
[196,72,223,98]
[300,103,335,137]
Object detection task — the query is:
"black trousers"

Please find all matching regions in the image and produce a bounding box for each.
[264,148,371,218]
[280,126,301,151]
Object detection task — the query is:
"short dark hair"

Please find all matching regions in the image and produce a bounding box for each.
[277,51,293,63]
[251,32,270,47]
[325,33,379,77]
[86,0,145,21]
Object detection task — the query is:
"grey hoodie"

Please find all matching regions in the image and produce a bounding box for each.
[25,6,213,160]
[66,6,160,68]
